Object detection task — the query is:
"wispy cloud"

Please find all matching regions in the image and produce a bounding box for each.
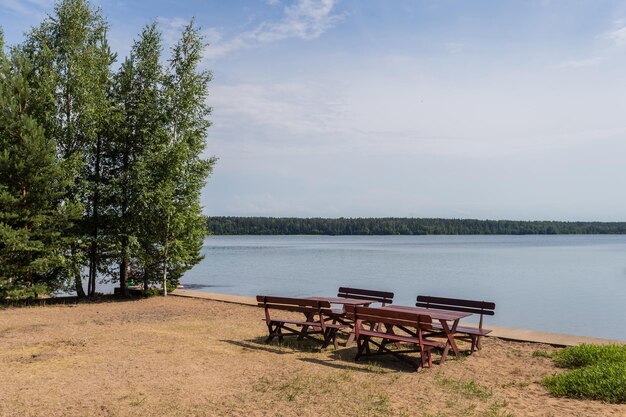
[0,0,50,18]
[205,0,345,60]
[548,57,603,69]
[605,24,626,46]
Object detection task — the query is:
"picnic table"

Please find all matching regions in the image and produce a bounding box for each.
[309,296,378,344]
[256,296,347,348]
[380,305,471,363]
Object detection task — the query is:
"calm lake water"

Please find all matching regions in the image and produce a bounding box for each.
[181,235,626,341]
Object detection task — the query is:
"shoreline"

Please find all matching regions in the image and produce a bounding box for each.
[171,288,626,347]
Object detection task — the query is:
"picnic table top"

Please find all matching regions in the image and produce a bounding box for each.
[380,305,472,321]
[308,296,377,306]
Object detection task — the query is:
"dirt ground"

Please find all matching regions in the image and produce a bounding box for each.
[1,297,624,417]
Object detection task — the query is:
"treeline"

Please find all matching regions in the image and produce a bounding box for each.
[207,217,626,235]
[0,0,215,298]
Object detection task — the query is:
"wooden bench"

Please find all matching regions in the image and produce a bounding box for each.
[336,287,394,344]
[344,305,445,371]
[337,287,394,306]
[256,296,347,349]
[416,295,496,352]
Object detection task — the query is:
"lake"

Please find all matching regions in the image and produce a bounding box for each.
[181,235,626,341]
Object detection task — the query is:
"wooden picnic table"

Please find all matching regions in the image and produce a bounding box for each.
[309,296,377,345]
[380,305,471,363]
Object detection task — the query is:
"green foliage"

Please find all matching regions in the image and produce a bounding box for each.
[531,350,553,358]
[544,362,626,403]
[1,1,214,297]
[2,283,49,300]
[543,344,626,403]
[552,344,626,368]
[206,216,626,235]
[22,0,115,296]
[0,46,77,294]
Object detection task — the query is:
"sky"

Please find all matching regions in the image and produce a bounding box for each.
[2,0,626,221]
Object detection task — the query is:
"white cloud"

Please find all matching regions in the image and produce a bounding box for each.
[204,0,345,60]
[445,42,464,53]
[0,0,49,18]
[548,57,603,69]
[605,25,626,46]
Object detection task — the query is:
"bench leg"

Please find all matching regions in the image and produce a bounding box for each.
[468,335,483,352]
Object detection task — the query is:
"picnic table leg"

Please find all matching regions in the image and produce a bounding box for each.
[438,319,461,362]
[298,312,314,340]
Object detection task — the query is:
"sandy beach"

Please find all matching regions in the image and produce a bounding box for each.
[1,296,624,417]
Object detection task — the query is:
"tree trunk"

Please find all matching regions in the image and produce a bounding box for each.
[72,245,86,298]
[88,135,102,297]
[162,249,168,297]
[162,215,170,296]
[119,238,128,297]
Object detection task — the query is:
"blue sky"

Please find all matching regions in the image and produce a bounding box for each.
[2,0,626,221]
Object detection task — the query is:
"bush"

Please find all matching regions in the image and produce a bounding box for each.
[543,344,626,403]
[544,362,626,403]
[2,283,49,300]
[553,344,626,368]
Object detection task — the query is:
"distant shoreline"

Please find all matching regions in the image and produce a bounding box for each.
[206,216,626,236]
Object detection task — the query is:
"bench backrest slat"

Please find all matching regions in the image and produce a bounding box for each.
[337,287,394,305]
[256,295,332,316]
[345,305,432,330]
[415,295,495,315]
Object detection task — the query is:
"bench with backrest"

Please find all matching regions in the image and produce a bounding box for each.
[337,287,394,306]
[344,305,446,371]
[336,287,395,343]
[415,295,496,352]
[256,296,346,349]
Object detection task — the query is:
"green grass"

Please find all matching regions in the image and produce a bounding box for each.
[436,377,493,400]
[552,344,626,368]
[543,344,626,404]
[544,362,626,403]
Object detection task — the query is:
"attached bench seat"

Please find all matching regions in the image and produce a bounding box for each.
[257,295,347,349]
[345,305,445,371]
[416,295,495,352]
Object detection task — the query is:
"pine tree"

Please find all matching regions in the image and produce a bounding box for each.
[0,43,79,297]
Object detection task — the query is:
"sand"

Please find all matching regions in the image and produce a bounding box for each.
[1,297,624,417]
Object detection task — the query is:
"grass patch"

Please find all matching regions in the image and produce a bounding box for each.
[552,344,626,368]
[543,344,626,403]
[531,350,553,359]
[544,362,626,403]
[436,377,492,400]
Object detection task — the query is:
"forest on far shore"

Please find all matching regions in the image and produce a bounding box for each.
[206,216,626,235]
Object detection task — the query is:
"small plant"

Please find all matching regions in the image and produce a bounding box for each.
[543,344,626,403]
[501,380,529,389]
[436,377,492,400]
[544,362,626,403]
[531,350,553,359]
[552,344,626,368]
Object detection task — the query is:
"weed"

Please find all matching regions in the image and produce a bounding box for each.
[501,380,529,389]
[485,399,513,417]
[437,377,493,400]
[364,361,387,374]
[543,344,626,403]
[552,344,626,368]
[532,350,553,359]
[544,362,626,403]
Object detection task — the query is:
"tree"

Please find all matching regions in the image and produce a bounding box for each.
[110,23,168,295]
[0,42,79,297]
[149,20,216,294]
[23,0,115,296]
